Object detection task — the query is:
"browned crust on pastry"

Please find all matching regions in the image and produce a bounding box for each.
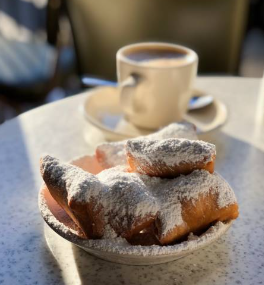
[109,214,157,239]
[126,223,161,246]
[127,154,215,178]
[40,158,105,239]
[68,197,105,239]
[156,191,239,245]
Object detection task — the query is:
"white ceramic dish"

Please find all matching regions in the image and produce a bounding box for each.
[39,155,233,266]
[82,87,228,141]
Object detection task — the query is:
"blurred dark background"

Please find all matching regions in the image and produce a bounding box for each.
[0,0,263,123]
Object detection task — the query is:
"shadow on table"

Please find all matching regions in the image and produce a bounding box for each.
[0,118,66,284]
[44,131,264,285]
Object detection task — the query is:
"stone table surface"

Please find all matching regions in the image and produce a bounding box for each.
[0,77,263,285]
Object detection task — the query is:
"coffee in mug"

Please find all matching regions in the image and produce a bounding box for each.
[125,46,189,67]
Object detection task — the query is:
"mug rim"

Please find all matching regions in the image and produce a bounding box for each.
[116,42,198,69]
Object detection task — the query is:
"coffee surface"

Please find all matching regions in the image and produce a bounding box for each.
[125,48,189,67]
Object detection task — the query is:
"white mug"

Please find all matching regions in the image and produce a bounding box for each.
[116,42,198,130]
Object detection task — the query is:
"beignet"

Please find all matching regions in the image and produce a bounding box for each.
[150,170,239,244]
[40,155,105,239]
[127,138,216,177]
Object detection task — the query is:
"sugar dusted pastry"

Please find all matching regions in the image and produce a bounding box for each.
[40,155,106,239]
[149,170,239,244]
[96,122,197,169]
[127,138,216,177]
[97,167,159,238]
[41,155,158,239]
[146,121,197,140]
[40,143,238,246]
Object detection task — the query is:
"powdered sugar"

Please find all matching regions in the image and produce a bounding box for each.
[102,224,118,239]
[40,182,232,256]
[41,155,236,241]
[41,157,159,236]
[41,155,104,203]
[147,122,197,140]
[96,122,197,168]
[126,138,216,167]
[96,141,127,168]
[149,170,237,237]
[174,170,237,209]
[97,167,159,232]
[78,221,231,256]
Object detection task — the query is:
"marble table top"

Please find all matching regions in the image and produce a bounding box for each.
[0,77,263,285]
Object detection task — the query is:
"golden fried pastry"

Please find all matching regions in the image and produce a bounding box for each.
[96,167,159,238]
[40,152,238,246]
[40,155,106,239]
[152,170,239,244]
[126,224,161,246]
[126,138,216,178]
[96,122,197,169]
[40,156,159,239]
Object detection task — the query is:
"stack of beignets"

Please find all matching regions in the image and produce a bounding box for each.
[40,123,239,246]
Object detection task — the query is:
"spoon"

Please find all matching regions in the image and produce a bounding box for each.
[82,76,213,111]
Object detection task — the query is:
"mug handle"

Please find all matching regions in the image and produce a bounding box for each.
[119,74,139,116]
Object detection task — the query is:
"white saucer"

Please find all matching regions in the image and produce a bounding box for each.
[82,87,228,141]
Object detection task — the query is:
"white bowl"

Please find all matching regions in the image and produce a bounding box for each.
[39,155,233,265]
